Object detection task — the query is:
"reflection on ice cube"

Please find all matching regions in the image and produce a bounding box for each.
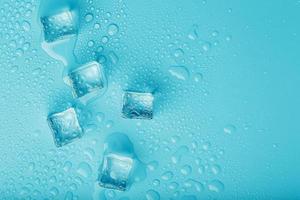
[98,153,133,191]
[47,107,83,147]
[67,61,105,101]
[122,91,154,119]
[41,10,78,43]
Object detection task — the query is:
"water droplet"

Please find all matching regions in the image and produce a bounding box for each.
[226,35,232,41]
[101,36,109,44]
[63,161,72,172]
[107,23,119,36]
[94,23,101,29]
[171,146,189,164]
[173,48,184,58]
[97,46,104,53]
[183,179,204,192]
[193,73,203,82]
[212,30,219,37]
[96,112,105,123]
[106,120,114,128]
[147,161,159,171]
[211,164,221,175]
[202,42,211,51]
[224,124,236,134]
[76,162,92,178]
[161,171,174,181]
[180,165,192,176]
[22,21,31,31]
[32,68,41,76]
[87,40,95,47]
[10,65,19,73]
[146,190,160,200]
[168,182,179,190]
[168,66,190,80]
[85,13,94,22]
[64,191,73,200]
[188,24,199,40]
[208,180,225,193]
[108,51,119,64]
[197,165,205,174]
[50,187,59,197]
[152,179,160,186]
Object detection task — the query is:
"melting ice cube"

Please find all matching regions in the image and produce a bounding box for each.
[122,91,154,119]
[67,61,105,100]
[98,153,133,191]
[41,10,78,43]
[47,107,83,147]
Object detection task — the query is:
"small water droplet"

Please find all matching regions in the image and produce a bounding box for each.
[202,42,211,51]
[173,48,184,58]
[95,112,105,123]
[152,179,160,186]
[224,124,236,134]
[188,24,199,40]
[10,65,19,73]
[180,165,192,176]
[94,23,101,29]
[147,161,159,171]
[208,180,225,193]
[22,21,31,31]
[108,51,119,64]
[85,13,94,22]
[101,36,109,44]
[211,164,221,175]
[87,40,95,47]
[193,73,203,82]
[171,146,189,164]
[161,171,174,181]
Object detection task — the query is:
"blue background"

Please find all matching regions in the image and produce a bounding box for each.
[0,0,299,199]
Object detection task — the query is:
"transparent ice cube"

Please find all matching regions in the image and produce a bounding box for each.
[67,61,105,100]
[98,153,133,191]
[122,91,154,119]
[47,107,83,147]
[41,10,78,43]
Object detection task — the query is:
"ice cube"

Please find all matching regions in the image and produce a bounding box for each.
[67,61,105,100]
[98,153,133,191]
[41,10,78,43]
[122,91,154,119]
[47,107,83,147]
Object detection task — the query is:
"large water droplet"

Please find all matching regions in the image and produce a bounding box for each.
[107,23,119,36]
[76,162,92,178]
[168,66,190,80]
[145,189,160,200]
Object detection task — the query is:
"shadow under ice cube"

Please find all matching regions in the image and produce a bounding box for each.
[68,61,105,100]
[47,107,83,147]
[122,91,154,119]
[98,153,133,191]
[41,10,78,43]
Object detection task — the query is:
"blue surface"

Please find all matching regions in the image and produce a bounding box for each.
[0,0,300,199]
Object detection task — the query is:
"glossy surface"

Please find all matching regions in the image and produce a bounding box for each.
[0,0,299,199]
